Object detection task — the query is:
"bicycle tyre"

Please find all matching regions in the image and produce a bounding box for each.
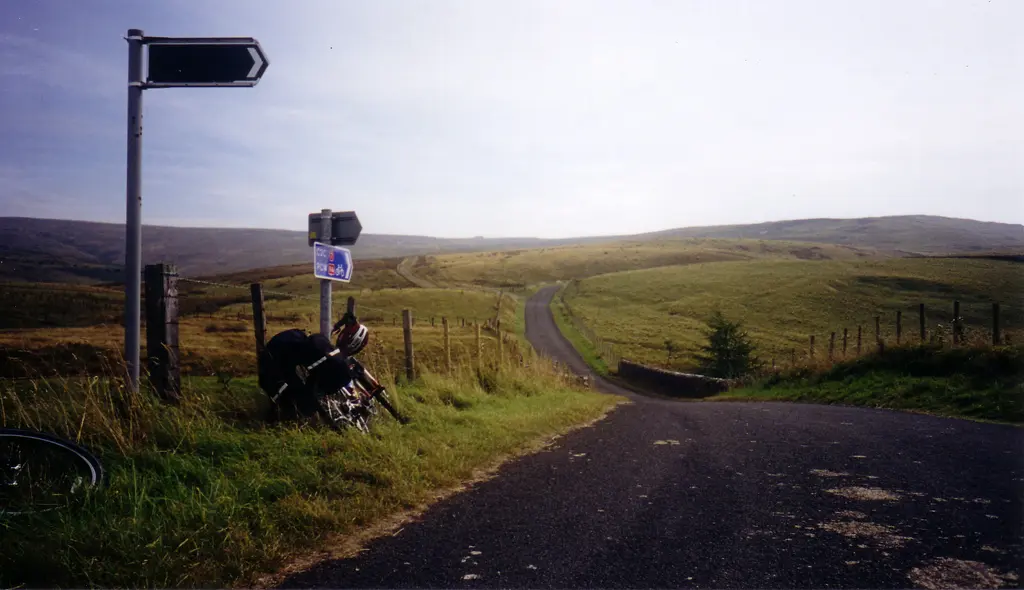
[0,428,105,516]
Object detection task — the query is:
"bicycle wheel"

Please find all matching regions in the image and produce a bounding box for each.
[316,387,370,432]
[0,428,105,516]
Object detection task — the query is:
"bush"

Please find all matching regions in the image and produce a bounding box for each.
[694,311,760,378]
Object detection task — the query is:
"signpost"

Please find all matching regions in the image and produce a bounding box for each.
[122,29,269,394]
[309,210,362,337]
[308,211,362,246]
[147,39,269,87]
[314,243,354,282]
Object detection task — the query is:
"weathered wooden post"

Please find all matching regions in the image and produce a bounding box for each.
[497,330,504,370]
[144,263,180,403]
[402,309,415,381]
[993,302,1001,346]
[476,323,482,367]
[857,325,862,355]
[828,332,835,361]
[896,310,902,345]
[250,282,267,357]
[809,335,815,359]
[875,316,882,352]
[443,317,451,374]
[919,303,926,343]
[953,300,961,345]
[842,328,848,357]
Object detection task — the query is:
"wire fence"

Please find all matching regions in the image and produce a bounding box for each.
[555,279,1016,375]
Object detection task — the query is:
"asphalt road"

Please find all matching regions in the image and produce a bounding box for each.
[281,286,1023,589]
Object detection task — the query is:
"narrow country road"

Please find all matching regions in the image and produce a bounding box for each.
[281,286,1024,589]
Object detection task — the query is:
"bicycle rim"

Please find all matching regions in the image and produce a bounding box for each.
[0,428,104,517]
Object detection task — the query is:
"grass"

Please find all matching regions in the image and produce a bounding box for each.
[0,287,521,379]
[715,344,1024,424]
[0,282,125,329]
[0,360,621,588]
[563,257,1024,370]
[412,238,884,288]
[550,286,611,376]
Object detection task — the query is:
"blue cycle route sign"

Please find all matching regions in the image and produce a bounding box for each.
[313,242,353,282]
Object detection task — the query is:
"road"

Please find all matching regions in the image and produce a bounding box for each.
[280,286,1023,588]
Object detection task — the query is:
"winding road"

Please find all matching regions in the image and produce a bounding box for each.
[281,286,1023,589]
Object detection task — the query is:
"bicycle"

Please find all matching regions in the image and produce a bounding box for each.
[0,428,105,516]
[315,356,410,432]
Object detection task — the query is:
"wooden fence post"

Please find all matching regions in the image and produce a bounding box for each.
[790,348,796,366]
[857,325,862,355]
[919,303,926,343]
[476,323,482,367]
[250,283,267,358]
[402,309,415,381]
[497,330,504,370]
[896,310,902,345]
[431,317,435,328]
[953,300,961,345]
[993,303,1001,346]
[443,317,451,374]
[875,316,882,352]
[842,328,848,357]
[828,332,835,361]
[144,263,180,403]
[809,335,815,359]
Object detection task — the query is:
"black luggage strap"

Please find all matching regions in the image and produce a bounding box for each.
[306,348,342,372]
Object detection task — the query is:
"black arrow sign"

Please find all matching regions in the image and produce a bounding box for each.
[146,38,269,87]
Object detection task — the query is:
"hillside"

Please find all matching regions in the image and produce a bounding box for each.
[412,238,883,287]
[1,215,1020,283]
[560,257,1024,370]
[643,215,1023,255]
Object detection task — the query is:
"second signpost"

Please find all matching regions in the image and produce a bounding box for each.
[309,209,362,336]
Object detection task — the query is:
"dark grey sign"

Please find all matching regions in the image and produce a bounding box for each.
[146,38,269,87]
[309,211,362,246]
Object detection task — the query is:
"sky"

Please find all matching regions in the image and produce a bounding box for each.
[0,0,1021,239]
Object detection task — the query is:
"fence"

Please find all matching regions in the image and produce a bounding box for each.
[138,264,529,399]
[557,276,1014,377]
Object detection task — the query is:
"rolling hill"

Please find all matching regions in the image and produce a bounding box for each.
[1,215,1020,283]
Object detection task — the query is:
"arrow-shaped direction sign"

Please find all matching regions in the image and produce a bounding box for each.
[145,37,269,87]
[308,211,362,246]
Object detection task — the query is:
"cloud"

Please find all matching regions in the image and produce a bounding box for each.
[1,0,1022,237]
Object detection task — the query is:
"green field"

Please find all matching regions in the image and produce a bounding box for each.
[718,345,1024,424]
[0,363,620,588]
[0,285,522,379]
[413,238,882,288]
[562,258,1024,370]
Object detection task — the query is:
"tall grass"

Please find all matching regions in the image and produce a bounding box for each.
[0,352,619,588]
[717,344,1024,423]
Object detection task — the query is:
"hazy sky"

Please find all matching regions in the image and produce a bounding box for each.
[1,0,1021,238]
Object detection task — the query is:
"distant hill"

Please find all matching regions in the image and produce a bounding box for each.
[0,215,1019,284]
[642,215,1023,256]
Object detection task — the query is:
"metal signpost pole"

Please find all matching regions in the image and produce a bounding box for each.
[121,29,269,394]
[124,28,145,392]
[319,209,332,337]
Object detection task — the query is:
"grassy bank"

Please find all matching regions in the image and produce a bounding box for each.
[563,257,1024,370]
[0,362,621,588]
[550,288,611,376]
[715,345,1024,424]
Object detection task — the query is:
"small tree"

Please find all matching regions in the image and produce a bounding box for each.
[695,311,759,378]
[664,339,678,365]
